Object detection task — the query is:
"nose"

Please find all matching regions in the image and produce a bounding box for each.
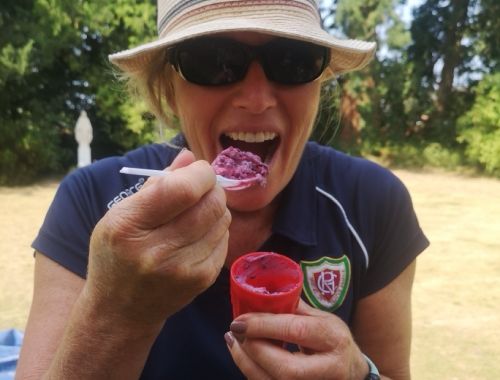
[231,61,277,113]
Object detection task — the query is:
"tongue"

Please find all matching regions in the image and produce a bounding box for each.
[221,139,269,162]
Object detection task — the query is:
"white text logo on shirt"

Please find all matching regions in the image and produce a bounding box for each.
[107,178,145,209]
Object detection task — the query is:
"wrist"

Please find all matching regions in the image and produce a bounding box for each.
[79,283,165,337]
[362,353,381,380]
[45,288,164,379]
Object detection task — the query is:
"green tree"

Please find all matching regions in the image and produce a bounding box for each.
[469,0,500,72]
[318,0,412,153]
[457,72,500,175]
[317,0,498,175]
[407,0,478,143]
[0,0,157,185]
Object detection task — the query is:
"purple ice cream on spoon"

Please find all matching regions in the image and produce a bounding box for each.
[211,147,269,188]
[119,147,269,191]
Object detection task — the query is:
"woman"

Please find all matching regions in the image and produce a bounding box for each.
[16,1,429,379]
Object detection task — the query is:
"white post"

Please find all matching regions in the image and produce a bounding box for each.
[75,110,93,168]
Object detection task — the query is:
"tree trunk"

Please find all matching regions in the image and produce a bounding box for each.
[339,85,361,146]
[436,0,471,114]
[367,74,383,135]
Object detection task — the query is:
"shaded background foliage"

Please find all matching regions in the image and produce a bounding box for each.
[317,0,499,172]
[0,0,499,185]
[0,0,158,184]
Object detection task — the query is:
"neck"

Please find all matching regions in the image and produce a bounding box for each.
[225,199,280,266]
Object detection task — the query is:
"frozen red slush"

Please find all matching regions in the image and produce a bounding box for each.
[230,252,303,318]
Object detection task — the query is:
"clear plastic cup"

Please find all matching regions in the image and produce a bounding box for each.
[230,252,303,318]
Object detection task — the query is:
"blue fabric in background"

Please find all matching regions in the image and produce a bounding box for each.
[0,329,23,380]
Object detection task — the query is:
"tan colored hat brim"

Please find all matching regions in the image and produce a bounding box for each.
[109,13,376,77]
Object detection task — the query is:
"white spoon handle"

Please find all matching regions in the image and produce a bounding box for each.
[119,167,257,190]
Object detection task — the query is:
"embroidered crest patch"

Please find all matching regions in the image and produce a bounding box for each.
[300,255,351,312]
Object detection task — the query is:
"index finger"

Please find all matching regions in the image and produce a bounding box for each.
[232,311,349,352]
[116,160,217,229]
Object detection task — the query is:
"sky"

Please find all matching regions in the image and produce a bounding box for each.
[320,0,426,36]
[397,0,426,25]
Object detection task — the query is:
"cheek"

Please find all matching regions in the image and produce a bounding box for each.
[288,85,321,135]
[173,76,226,127]
[172,80,224,160]
[172,81,207,133]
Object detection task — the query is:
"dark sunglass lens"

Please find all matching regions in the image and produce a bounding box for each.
[264,40,328,84]
[176,39,250,86]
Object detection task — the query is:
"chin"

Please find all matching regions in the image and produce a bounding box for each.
[225,187,276,212]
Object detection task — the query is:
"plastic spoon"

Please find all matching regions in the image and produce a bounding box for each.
[119,167,261,191]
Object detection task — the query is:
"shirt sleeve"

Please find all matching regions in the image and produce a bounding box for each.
[30,143,179,279]
[358,167,429,297]
[31,169,100,278]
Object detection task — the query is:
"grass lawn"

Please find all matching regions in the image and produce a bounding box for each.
[1,169,499,378]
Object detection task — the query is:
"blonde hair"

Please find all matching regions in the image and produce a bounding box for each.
[120,49,178,130]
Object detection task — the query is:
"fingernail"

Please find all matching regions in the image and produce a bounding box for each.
[232,332,245,344]
[224,332,234,348]
[230,320,247,335]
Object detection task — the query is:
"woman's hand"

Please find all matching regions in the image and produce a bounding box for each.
[226,300,369,380]
[85,149,231,327]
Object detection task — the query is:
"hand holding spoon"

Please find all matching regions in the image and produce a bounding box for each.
[119,167,262,191]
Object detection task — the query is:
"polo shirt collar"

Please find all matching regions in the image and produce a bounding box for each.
[272,143,318,246]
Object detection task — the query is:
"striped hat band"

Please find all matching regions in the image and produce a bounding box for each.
[109,0,376,77]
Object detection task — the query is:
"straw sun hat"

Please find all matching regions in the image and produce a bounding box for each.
[109,0,376,77]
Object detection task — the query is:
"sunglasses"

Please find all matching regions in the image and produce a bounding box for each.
[168,37,330,86]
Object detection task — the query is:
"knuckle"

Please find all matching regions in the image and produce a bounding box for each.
[275,361,304,380]
[221,208,232,229]
[166,260,202,290]
[327,359,349,379]
[172,175,200,205]
[203,188,228,222]
[197,268,218,290]
[316,316,342,350]
[291,366,308,380]
[334,324,352,350]
[95,212,128,247]
[204,243,228,286]
[186,263,218,292]
[289,317,310,342]
[216,209,232,236]
[274,362,290,380]
[178,255,219,290]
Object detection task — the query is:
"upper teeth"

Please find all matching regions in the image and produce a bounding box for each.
[225,132,277,143]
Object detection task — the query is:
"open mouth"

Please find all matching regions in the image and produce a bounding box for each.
[220,132,279,164]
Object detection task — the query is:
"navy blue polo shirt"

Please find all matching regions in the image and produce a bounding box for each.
[33,140,428,379]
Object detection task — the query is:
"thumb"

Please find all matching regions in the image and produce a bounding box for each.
[169,149,196,171]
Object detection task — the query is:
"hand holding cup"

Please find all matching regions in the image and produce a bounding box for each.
[230,252,303,318]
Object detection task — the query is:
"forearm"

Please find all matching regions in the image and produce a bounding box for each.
[352,262,416,380]
[44,288,163,380]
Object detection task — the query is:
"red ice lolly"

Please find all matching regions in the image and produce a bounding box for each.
[230,252,303,318]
